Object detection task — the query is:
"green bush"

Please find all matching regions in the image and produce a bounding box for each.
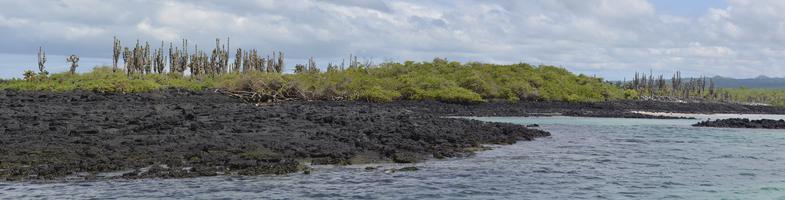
[355,86,400,102]
[720,88,785,107]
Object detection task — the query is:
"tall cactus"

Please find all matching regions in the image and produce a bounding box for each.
[129,39,142,75]
[168,42,179,74]
[66,54,79,74]
[153,41,165,74]
[190,44,199,76]
[37,47,47,75]
[122,47,131,75]
[265,54,274,72]
[144,42,152,74]
[223,37,230,74]
[233,48,242,73]
[112,37,121,73]
[307,57,318,73]
[265,54,272,72]
[180,39,189,75]
[276,51,284,73]
[210,39,219,75]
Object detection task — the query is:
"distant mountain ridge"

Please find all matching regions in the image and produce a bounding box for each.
[711,76,785,89]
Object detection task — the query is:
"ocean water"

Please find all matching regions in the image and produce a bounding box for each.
[3,116,785,199]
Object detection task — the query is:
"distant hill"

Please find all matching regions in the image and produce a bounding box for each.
[711,76,785,89]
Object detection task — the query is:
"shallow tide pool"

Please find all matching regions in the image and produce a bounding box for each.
[3,116,785,199]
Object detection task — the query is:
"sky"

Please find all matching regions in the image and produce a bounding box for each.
[0,0,782,80]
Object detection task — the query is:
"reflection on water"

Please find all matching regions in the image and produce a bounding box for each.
[3,116,785,199]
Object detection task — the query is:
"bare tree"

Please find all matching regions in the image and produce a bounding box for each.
[66,55,79,74]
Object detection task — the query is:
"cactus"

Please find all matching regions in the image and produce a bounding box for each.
[210,39,219,75]
[348,54,360,69]
[307,57,319,73]
[233,48,242,73]
[97,37,290,77]
[246,49,260,72]
[294,64,305,74]
[241,51,248,72]
[37,47,47,75]
[144,42,152,74]
[168,42,179,74]
[179,39,189,75]
[276,51,284,73]
[66,54,79,74]
[153,41,165,74]
[112,37,121,72]
[129,39,142,75]
[122,47,131,75]
[295,57,319,74]
[266,53,273,72]
[326,63,338,72]
[190,44,199,76]
[223,38,230,74]
[265,54,274,72]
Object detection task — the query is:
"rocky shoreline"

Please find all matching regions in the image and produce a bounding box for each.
[2,89,784,181]
[0,90,551,181]
[693,118,785,129]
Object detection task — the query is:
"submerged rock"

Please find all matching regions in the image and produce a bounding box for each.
[383,166,420,173]
[693,118,785,129]
[392,151,421,163]
[398,166,419,172]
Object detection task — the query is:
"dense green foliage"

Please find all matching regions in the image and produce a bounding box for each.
[3,68,213,93]
[0,60,634,103]
[720,88,785,107]
[5,60,785,107]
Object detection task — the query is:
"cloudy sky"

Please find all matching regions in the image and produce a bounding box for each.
[0,0,782,80]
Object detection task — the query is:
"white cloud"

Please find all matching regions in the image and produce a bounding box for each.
[63,26,105,40]
[0,15,29,27]
[136,18,179,41]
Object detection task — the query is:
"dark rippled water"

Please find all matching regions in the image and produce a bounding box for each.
[3,116,785,199]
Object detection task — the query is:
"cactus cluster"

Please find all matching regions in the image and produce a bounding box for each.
[34,37,376,79]
[236,49,284,74]
[616,71,731,102]
[294,57,320,74]
[109,37,286,77]
[121,40,154,76]
[168,39,188,75]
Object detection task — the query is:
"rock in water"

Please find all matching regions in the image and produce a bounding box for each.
[693,118,785,129]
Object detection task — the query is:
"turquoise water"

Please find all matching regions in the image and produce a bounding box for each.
[3,116,785,199]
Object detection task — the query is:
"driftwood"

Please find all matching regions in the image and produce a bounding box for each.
[215,89,300,104]
[214,84,345,104]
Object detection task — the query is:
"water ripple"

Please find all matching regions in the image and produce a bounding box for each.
[4,116,785,199]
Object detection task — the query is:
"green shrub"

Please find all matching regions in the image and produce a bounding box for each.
[355,86,400,102]
[412,87,484,103]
